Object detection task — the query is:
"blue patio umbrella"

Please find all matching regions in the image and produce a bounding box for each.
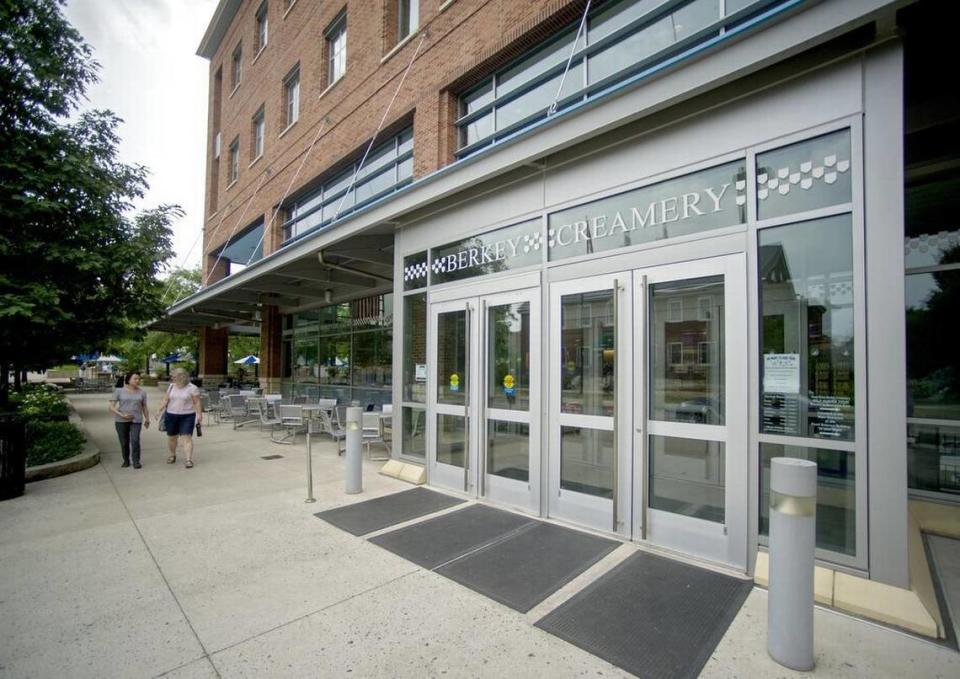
[160,353,183,364]
[233,355,260,365]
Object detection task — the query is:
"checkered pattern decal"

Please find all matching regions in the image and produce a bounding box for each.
[403,261,428,282]
[757,154,851,201]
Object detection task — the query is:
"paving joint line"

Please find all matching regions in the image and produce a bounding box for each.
[207,569,421,656]
[422,519,540,571]
[96,461,223,679]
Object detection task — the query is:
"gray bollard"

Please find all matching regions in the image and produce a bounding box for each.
[767,457,817,671]
[345,406,362,494]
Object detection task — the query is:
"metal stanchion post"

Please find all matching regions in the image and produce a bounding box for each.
[345,406,362,494]
[305,421,316,503]
[767,457,817,671]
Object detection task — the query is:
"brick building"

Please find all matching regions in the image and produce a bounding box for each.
[158,0,958,627]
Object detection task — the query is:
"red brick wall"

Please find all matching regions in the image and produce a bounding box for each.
[200,0,585,268]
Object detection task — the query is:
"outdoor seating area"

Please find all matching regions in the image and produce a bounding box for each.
[193,387,392,456]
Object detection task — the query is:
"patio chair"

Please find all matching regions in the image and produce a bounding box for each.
[225,394,257,429]
[256,398,282,434]
[380,405,393,454]
[200,392,221,426]
[361,411,390,460]
[271,404,306,445]
[317,408,346,454]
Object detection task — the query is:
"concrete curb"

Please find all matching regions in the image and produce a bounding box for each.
[25,403,101,483]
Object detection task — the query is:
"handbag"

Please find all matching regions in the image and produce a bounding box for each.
[157,384,172,432]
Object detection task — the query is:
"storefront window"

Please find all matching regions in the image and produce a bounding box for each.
[905,172,960,497]
[756,129,852,221]
[650,436,725,523]
[403,251,428,291]
[759,214,855,441]
[402,406,426,459]
[487,302,530,411]
[430,219,541,285]
[487,420,529,482]
[759,443,856,556]
[560,290,615,417]
[560,426,614,498]
[403,293,427,403]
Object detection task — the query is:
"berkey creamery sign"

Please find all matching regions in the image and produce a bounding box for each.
[402,160,748,286]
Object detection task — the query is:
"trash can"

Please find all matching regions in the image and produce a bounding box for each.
[0,413,26,501]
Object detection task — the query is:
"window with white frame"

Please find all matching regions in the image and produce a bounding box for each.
[252,107,265,160]
[284,66,299,127]
[228,137,240,183]
[326,12,347,85]
[397,0,419,42]
[231,43,242,89]
[255,2,269,53]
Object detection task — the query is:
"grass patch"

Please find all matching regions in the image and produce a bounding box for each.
[26,420,85,466]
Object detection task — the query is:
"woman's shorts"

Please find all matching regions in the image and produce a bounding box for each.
[165,412,196,437]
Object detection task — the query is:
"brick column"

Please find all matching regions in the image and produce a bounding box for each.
[199,326,229,387]
[259,305,283,393]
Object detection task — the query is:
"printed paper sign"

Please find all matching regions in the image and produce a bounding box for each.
[763,353,800,394]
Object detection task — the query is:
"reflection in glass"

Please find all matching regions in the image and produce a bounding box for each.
[560,291,615,416]
[649,436,725,523]
[649,276,724,424]
[488,302,530,411]
[402,406,426,459]
[437,414,466,467]
[904,174,960,268]
[906,271,960,421]
[462,113,493,147]
[436,310,467,406]
[759,215,855,441]
[497,32,575,98]
[430,219,541,285]
[908,422,960,496]
[293,336,319,384]
[588,0,664,45]
[560,426,614,498]
[487,420,529,482]
[403,293,427,403]
[756,129,852,220]
[759,443,856,556]
[318,334,351,386]
[496,64,582,130]
[351,328,391,389]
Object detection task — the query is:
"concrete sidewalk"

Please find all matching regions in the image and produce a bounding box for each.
[0,390,955,678]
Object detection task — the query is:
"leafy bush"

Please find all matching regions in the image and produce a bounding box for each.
[25,420,85,466]
[16,384,69,420]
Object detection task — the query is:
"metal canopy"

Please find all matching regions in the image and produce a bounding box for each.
[151,228,394,333]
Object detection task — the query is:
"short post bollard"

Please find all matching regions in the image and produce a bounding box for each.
[345,406,362,494]
[767,457,817,671]
[304,420,316,503]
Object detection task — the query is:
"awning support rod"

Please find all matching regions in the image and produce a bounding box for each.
[548,0,592,117]
[317,251,392,284]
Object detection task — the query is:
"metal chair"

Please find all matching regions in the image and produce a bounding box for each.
[256,399,282,433]
[317,408,346,454]
[201,392,221,426]
[361,411,389,460]
[271,404,305,444]
[380,405,393,454]
[225,394,256,429]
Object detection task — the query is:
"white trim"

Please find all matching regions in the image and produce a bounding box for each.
[278,120,297,139]
[382,31,417,64]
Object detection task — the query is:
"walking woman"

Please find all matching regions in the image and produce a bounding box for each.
[157,368,203,468]
[109,371,150,468]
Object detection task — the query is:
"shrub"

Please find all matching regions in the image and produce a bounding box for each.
[25,420,85,466]
[17,384,69,420]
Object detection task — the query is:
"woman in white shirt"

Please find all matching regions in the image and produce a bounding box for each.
[157,368,203,468]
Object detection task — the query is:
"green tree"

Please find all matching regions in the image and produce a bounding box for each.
[0,0,178,404]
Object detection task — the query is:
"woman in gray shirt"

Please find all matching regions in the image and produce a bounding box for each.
[109,371,150,468]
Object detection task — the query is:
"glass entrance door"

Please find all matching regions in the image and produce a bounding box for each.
[428,288,540,512]
[548,273,631,534]
[633,254,748,569]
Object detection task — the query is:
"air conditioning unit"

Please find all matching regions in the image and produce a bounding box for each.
[213,131,221,159]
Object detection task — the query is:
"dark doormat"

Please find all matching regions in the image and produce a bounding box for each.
[314,487,465,536]
[436,521,619,613]
[369,503,535,569]
[535,550,752,679]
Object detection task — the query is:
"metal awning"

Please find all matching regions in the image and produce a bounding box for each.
[151,225,394,333]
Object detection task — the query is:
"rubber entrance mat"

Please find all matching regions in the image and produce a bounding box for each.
[535,550,752,679]
[437,521,619,613]
[314,487,465,536]
[369,504,534,569]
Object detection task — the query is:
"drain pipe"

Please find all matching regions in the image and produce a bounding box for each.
[317,251,392,284]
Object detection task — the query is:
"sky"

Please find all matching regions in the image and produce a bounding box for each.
[64,0,220,272]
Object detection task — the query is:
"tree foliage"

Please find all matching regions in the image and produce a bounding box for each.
[0,0,179,400]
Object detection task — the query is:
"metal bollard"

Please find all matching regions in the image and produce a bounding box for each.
[345,406,362,494]
[305,421,316,504]
[767,457,817,671]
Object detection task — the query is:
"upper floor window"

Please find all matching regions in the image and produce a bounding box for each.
[252,107,265,160]
[456,0,783,156]
[398,0,419,42]
[255,2,269,53]
[282,127,414,241]
[228,137,240,184]
[326,11,347,85]
[231,43,242,89]
[284,66,300,128]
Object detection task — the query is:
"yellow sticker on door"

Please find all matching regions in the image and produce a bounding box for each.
[449,373,460,392]
[503,373,516,397]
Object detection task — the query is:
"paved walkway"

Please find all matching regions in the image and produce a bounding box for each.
[0,390,956,678]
